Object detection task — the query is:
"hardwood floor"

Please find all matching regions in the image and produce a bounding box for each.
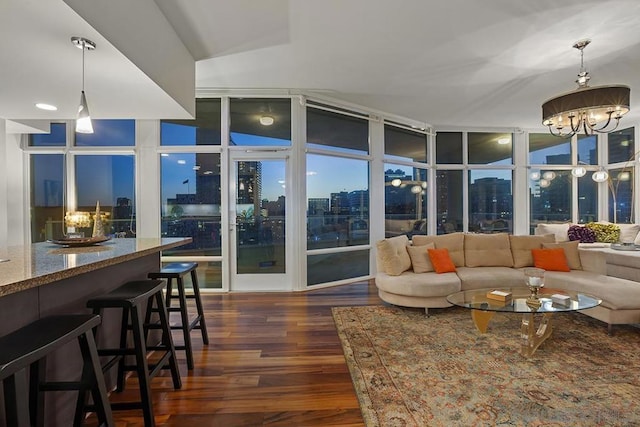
[87,280,383,426]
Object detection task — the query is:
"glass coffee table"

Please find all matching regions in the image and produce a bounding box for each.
[446,287,601,357]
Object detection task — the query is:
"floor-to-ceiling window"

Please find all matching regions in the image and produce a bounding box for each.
[383,123,428,238]
[306,104,370,286]
[577,135,598,223]
[607,127,636,223]
[529,133,576,233]
[434,131,514,234]
[160,98,223,288]
[468,132,513,234]
[435,132,463,234]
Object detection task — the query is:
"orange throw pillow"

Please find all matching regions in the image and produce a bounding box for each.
[427,248,457,274]
[531,248,570,272]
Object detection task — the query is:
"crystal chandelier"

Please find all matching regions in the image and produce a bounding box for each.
[542,40,630,137]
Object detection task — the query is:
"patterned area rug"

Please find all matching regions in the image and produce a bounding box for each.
[333,305,640,427]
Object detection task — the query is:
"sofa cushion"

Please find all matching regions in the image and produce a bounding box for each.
[542,241,582,270]
[406,242,435,273]
[509,234,555,268]
[428,248,457,273]
[532,248,570,272]
[455,267,525,290]
[463,233,513,267]
[376,235,412,276]
[535,223,571,242]
[412,233,465,267]
[375,271,461,298]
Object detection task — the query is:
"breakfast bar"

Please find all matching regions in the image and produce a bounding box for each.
[0,237,191,426]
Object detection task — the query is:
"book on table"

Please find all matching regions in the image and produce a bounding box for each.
[486,290,512,301]
[551,293,571,306]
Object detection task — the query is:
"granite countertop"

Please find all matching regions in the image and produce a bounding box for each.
[0,237,191,297]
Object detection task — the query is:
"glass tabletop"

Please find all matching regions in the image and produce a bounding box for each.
[446,287,601,314]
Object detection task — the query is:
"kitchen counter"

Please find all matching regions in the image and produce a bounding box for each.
[0,237,190,297]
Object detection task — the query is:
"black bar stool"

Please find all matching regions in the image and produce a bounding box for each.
[0,314,113,427]
[85,280,181,427]
[148,262,209,370]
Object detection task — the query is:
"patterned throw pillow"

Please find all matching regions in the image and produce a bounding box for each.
[585,222,621,243]
[567,225,596,243]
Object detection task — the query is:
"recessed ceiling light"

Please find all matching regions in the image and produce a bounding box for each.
[204,171,213,175]
[161,153,169,157]
[35,103,57,111]
[177,160,186,165]
[497,138,511,145]
[193,165,201,171]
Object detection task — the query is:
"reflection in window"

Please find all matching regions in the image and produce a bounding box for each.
[436,170,463,234]
[468,170,513,233]
[234,160,286,274]
[384,125,427,163]
[230,98,291,146]
[609,168,633,224]
[160,153,222,256]
[530,169,572,232]
[307,107,368,154]
[577,134,597,165]
[469,133,512,165]
[529,133,571,165]
[307,250,369,286]
[74,120,135,146]
[436,132,462,164]
[578,172,598,223]
[30,154,64,241]
[307,154,369,249]
[608,127,635,164]
[384,164,427,238]
[161,98,221,146]
[29,123,66,147]
[75,155,135,236]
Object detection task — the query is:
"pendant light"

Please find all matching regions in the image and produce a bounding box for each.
[71,37,96,134]
[542,39,630,137]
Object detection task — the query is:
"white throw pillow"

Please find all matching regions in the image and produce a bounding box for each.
[615,224,640,243]
[535,223,571,242]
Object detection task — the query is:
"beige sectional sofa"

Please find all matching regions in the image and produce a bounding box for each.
[375,232,640,332]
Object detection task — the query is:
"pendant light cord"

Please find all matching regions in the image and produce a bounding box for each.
[81,41,85,92]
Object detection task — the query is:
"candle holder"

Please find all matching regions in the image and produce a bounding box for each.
[524,267,545,300]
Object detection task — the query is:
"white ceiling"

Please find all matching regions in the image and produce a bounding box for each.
[4,0,640,131]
